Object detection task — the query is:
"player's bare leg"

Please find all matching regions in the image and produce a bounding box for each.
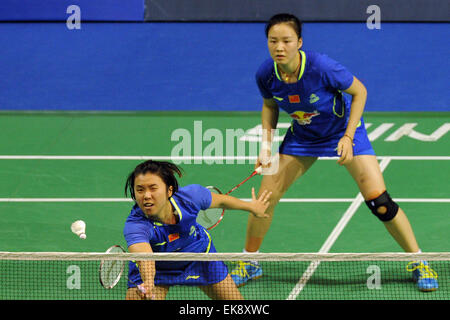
[200,274,244,300]
[344,155,419,252]
[230,154,316,287]
[345,155,438,291]
[245,154,317,252]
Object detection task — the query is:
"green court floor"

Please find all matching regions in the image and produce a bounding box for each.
[0,111,449,300]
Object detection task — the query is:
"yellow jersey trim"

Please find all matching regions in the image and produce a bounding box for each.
[169,197,183,221]
[204,229,212,253]
[273,50,306,82]
[298,50,306,80]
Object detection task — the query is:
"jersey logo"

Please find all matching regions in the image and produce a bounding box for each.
[189,225,196,237]
[309,94,320,104]
[273,96,283,101]
[168,233,180,242]
[288,95,301,103]
[290,110,320,125]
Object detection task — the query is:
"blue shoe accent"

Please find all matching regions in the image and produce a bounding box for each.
[406,260,438,292]
[230,261,262,287]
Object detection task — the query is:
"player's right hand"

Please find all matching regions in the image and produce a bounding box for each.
[256,147,272,170]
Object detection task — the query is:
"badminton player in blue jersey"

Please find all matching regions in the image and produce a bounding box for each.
[231,13,438,292]
[123,160,271,300]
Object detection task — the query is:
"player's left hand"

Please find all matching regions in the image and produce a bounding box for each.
[249,188,272,218]
[139,282,155,300]
[336,135,355,165]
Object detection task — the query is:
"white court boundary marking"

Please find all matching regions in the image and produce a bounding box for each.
[0,155,448,299]
[0,155,449,160]
[1,155,448,204]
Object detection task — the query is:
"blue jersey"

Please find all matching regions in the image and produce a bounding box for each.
[124,184,213,266]
[123,184,228,286]
[256,50,374,157]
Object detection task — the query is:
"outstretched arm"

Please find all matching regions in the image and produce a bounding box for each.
[209,188,272,218]
[128,242,155,300]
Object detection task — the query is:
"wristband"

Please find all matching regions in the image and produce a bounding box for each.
[261,141,271,152]
[260,141,271,165]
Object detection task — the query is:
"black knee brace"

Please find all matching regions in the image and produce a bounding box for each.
[365,191,399,222]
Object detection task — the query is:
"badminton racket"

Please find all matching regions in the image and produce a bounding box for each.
[196,166,262,230]
[99,245,147,294]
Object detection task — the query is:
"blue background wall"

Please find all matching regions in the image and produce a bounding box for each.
[145,0,450,22]
[0,0,144,21]
[0,22,448,111]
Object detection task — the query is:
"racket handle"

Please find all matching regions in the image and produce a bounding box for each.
[224,167,262,195]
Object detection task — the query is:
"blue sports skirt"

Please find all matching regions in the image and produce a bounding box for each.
[279,120,375,157]
[127,242,228,287]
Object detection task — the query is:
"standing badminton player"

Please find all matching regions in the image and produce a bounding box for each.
[231,13,438,292]
[123,159,271,300]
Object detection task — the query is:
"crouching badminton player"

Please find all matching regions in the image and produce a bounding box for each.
[123,160,271,300]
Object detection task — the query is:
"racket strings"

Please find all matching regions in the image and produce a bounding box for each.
[197,170,259,230]
[102,260,124,286]
[100,245,126,288]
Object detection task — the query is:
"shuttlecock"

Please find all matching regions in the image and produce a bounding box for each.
[71,220,86,239]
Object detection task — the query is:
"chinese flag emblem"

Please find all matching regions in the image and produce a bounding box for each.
[168,233,180,242]
[289,95,301,103]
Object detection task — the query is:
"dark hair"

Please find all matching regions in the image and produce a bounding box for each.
[125,160,183,200]
[265,13,302,39]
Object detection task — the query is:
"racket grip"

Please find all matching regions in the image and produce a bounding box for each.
[255,166,263,174]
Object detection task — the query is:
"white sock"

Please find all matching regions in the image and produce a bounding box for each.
[416,249,424,262]
[243,249,259,265]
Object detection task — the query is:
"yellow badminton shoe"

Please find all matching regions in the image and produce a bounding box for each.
[406,260,438,292]
[230,261,263,287]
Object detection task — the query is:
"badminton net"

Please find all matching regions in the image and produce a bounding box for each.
[0,251,448,300]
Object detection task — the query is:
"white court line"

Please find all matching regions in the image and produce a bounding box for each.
[0,198,131,202]
[286,157,393,300]
[0,155,449,160]
[0,198,449,203]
